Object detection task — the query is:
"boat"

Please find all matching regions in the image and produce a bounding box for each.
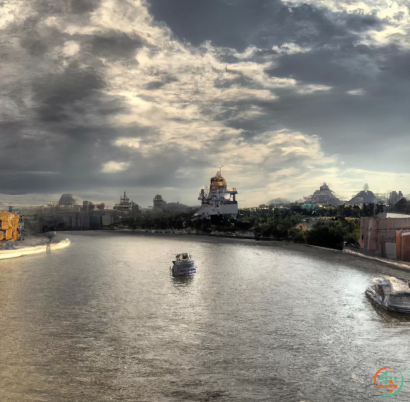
[365,276,410,313]
[170,253,196,277]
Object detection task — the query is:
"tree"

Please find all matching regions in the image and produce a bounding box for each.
[375,203,384,215]
[306,222,344,250]
[362,203,375,217]
[394,198,408,214]
[289,228,306,243]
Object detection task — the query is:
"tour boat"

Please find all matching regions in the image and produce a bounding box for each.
[170,253,196,277]
[365,276,410,313]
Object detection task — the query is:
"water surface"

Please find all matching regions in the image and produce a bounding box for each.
[1,231,409,401]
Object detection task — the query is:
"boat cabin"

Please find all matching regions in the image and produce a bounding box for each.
[370,277,410,308]
[176,253,191,261]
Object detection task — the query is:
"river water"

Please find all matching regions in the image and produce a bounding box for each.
[1,231,410,401]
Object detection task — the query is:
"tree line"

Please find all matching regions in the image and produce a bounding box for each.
[119,203,371,250]
[26,202,391,251]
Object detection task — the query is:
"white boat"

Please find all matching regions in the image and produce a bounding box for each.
[170,253,196,277]
[365,276,410,313]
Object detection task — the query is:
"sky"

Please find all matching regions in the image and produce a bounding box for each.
[1,0,410,208]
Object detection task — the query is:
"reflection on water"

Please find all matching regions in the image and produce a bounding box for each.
[1,231,410,402]
[171,274,195,287]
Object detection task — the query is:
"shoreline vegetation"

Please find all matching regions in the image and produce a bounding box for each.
[108,203,369,251]
[26,203,384,250]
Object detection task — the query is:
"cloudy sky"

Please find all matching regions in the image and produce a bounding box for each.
[1,0,410,208]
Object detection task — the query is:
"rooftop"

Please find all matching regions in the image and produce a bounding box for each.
[377,212,410,219]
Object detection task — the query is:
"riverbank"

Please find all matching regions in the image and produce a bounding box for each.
[0,239,70,260]
[343,248,410,272]
[108,228,283,241]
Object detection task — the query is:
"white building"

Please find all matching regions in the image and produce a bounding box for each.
[192,168,238,220]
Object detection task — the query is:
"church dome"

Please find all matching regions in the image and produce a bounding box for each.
[210,169,227,187]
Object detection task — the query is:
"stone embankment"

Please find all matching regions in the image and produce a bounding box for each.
[343,248,410,272]
[111,228,263,238]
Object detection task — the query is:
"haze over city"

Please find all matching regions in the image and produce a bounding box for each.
[1,0,410,207]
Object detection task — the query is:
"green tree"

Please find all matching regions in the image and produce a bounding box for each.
[306,222,344,250]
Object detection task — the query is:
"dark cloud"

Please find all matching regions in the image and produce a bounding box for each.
[32,65,105,122]
[90,31,143,59]
[148,0,366,51]
[20,35,48,56]
[32,0,100,15]
[70,0,101,14]
[344,13,384,32]
[145,74,179,90]
[266,45,377,87]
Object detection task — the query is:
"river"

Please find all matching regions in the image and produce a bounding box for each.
[0,231,409,401]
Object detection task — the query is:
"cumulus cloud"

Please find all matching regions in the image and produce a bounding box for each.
[0,0,409,207]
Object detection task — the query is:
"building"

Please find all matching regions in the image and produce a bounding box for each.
[58,193,77,206]
[29,210,122,231]
[347,190,379,205]
[113,192,139,214]
[301,203,319,210]
[192,168,238,220]
[153,194,167,211]
[360,215,410,258]
[164,202,192,213]
[396,230,410,262]
[304,183,343,206]
[389,191,403,207]
[81,201,106,211]
[377,212,410,219]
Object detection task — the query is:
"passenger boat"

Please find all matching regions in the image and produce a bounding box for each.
[365,276,410,313]
[170,253,196,277]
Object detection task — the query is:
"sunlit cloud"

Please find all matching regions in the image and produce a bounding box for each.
[347,88,365,96]
[101,161,130,173]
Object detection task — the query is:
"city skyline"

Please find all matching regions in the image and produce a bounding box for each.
[1,0,410,207]
[1,181,408,210]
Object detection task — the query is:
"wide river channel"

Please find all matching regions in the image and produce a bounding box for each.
[1,231,410,401]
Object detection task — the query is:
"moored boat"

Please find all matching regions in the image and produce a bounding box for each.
[365,276,410,313]
[170,253,196,277]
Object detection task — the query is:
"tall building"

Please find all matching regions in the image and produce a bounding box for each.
[348,190,379,204]
[389,191,403,207]
[304,183,342,206]
[192,168,238,220]
[113,192,136,213]
[153,194,167,211]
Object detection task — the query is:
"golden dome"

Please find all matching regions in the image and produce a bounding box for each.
[210,170,227,187]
